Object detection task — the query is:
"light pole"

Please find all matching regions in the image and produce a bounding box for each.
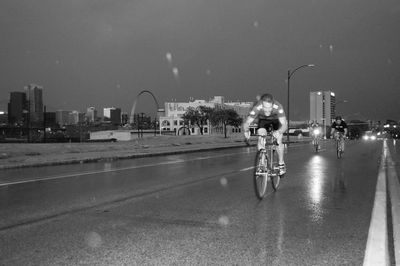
[286,64,315,143]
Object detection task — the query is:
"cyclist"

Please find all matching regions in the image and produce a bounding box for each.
[310,121,322,148]
[330,116,348,151]
[243,93,288,175]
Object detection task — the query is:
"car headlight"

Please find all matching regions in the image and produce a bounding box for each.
[363,135,369,140]
[313,129,320,135]
[370,135,376,140]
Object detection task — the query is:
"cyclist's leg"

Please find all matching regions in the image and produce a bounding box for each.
[270,119,284,165]
[340,135,345,152]
[256,128,267,151]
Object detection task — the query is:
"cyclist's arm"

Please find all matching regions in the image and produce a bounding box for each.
[243,116,255,132]
[277,116,288,134]
[330,127,335,138]
[243,116,255,139]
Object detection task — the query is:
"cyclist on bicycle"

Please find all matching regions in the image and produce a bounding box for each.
[243,93,288,175]
[330,116,348,150]
[310,122,322,144]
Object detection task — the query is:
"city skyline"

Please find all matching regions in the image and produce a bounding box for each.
[1,0,399,121]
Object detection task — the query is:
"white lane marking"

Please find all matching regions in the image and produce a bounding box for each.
[240,167,254,172]
[363,140,389,266]
[0,151,254,187]
[386,142,400,265]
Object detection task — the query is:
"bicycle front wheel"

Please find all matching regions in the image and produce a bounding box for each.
[253,150,268,199]
[270,150,281,190]
[314,141,319,153]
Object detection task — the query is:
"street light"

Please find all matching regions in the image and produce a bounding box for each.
[286,64,315,143]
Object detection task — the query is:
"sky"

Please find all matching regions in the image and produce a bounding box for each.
[1,0,399,122]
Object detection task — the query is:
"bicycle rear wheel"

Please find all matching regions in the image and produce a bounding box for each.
[253,150,268,199]
[270,150,281,190]
[336,140,342,158]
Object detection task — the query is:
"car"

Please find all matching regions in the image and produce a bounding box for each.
[362,131,377,141]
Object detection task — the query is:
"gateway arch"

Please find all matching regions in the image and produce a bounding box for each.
[129,90,161,124]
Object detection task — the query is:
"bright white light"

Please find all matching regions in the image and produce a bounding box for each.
[370,135,377,140]
[313,129,320,135]
[363,135,369,140]
[331,92,335,97]
[317,91,322,95]
[0,111,4,115]
[166,52,172,62]
[172,67,179,78]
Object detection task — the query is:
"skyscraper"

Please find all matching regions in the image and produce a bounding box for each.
[310,90,336,136]
[24,84,44,125]
[8,92,27,125]
[86,107,97,123]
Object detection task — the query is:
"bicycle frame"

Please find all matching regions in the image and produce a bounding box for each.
[253,131,281,199]
[258,133,280,176]
[335,132,345,158]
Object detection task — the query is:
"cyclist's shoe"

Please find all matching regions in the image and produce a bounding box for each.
[278,164,286,176]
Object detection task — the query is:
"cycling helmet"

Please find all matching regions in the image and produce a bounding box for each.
[335,116,342,120]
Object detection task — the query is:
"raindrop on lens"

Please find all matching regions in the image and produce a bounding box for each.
[220,177,228,187]
[218,215,229,226]
[85,231,102,248]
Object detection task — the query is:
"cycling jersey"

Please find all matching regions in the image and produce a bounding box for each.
[331,120,348,133]
[248,100,286,131]
[248,100,286,120]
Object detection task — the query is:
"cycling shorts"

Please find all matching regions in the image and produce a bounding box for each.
[257,118,281,132]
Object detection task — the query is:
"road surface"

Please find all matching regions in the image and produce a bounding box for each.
[1,139,398,265]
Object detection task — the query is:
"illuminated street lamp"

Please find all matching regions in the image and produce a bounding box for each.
[286,64,315,143]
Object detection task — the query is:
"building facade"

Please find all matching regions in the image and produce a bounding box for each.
[24,84,44,125]
[8,92,27,125]
[159,96,252,135]
[85,107,97,123]
[310,90,336,137]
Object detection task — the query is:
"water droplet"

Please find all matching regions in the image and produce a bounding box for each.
[218,215,229,226]
[220,177,228,187]
[85,231,102,248]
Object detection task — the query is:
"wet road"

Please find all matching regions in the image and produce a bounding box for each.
[0,139,395,265]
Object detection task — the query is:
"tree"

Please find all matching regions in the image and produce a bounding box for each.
[210,108,242,138]
[182,106,213,135]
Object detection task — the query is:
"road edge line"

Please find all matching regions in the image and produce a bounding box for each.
[386,143,400,265]
[363,140,390,266]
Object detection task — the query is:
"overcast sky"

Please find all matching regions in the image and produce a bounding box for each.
[1,0,399,121]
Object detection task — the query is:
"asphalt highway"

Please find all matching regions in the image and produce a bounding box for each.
[0,139,399,265]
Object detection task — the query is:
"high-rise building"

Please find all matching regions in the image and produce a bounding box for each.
[56,110,72,126]
[24,84,44,125]
[310,90,336,136]
[110,108,122,125]
[86,107,97,123]
[69,111,80,125]
[8,92,27,125]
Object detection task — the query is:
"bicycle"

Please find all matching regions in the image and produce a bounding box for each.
[311,128,321,153]
[334,132,345,158]
[252,131,284,199]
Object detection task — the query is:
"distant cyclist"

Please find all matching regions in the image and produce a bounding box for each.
[310,121,322,148]
[243,93,288,175]
[330,116,348,151]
